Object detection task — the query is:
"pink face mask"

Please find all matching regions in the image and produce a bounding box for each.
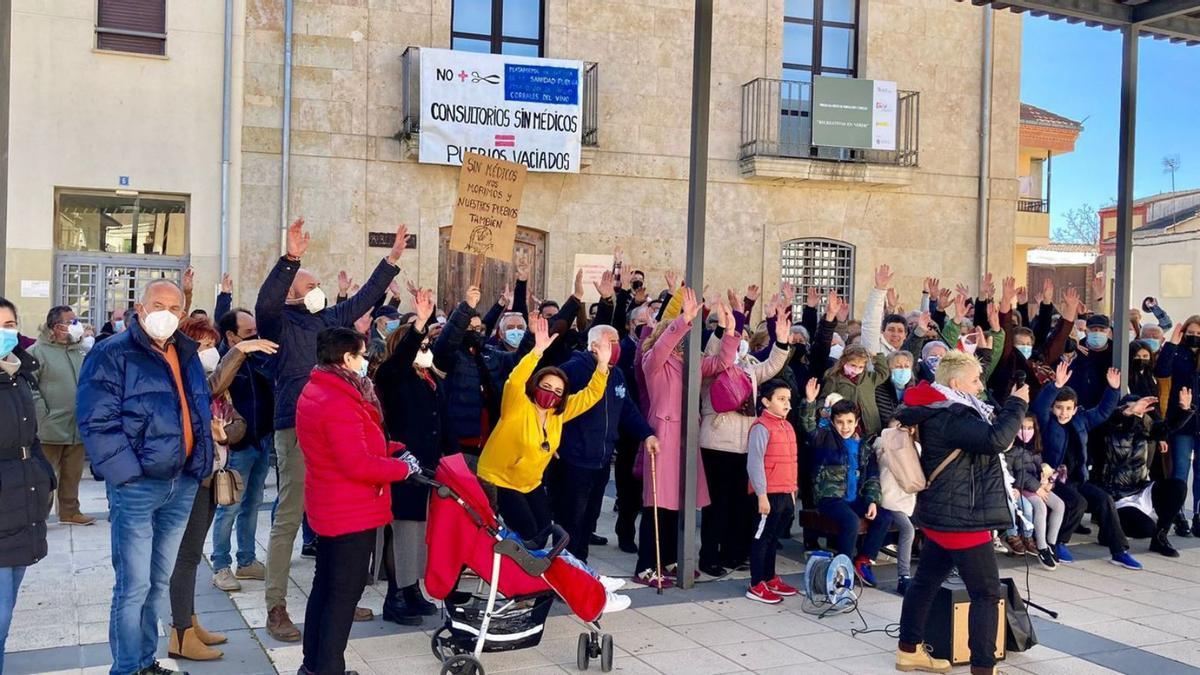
[843,364,864,380]
[1017,428,1034,444]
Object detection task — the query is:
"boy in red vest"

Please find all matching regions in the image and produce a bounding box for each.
[745,379,800,604]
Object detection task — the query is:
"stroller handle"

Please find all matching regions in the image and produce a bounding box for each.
[407,467,439,488]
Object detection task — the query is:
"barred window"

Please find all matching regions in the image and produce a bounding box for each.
[780,238,855,316]
[96,0,166,56]
[452,0,544,57]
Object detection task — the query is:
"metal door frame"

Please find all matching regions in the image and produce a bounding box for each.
[54,252,188,327]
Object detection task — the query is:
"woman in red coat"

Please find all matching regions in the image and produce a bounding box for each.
[296,327,420,675]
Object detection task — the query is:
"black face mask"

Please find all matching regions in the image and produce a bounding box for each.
[1064,339,1077,354]
[1132,358,1151,371]
[463,331,482,349]
[630,279,644,291]
[1186,335,1200,350]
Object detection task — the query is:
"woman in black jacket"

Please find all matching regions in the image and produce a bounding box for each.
[0,297,54,674]
[892,350,1028,675]
[374,289,443,625]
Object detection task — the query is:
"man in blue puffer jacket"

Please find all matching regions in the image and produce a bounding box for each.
[77,279,213,675]
[551,324,659,562]
[256,218,407,641]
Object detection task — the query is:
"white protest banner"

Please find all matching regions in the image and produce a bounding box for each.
[872,80,898,152]
[572,254,614,304]
[419,48,583,173]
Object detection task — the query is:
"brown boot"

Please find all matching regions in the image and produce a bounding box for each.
[353,606,374,622]
[267,605,302,642]
[168,626,223,661]
[1004,535,1027,556]
[191,613,228,645]
[60,513,96,526]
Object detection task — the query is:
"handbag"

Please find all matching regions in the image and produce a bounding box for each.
[710,367,754,414]
[213,467,245,506]
[1001,578,1039,652]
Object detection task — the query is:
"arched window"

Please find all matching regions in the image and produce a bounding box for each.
[780,238,855,316]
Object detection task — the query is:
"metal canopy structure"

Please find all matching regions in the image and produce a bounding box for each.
[670,0,1200,584]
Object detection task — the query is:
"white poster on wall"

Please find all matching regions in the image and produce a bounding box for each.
[419,48,584,173]
[871,80,898,152]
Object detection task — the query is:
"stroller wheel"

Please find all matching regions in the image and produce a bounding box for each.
[431,627,450,661]
[441,653,483,675]
[600,634,614,672]
[577,633,591,671]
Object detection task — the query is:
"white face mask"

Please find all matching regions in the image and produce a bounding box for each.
[66,322,85,343]
[829,344,845,360]
[737,339,750,360]
[414,348,434,369]
[199,347,221,373]
[142,310,180,341]
[303,287,327,314]
[80,335,95,352]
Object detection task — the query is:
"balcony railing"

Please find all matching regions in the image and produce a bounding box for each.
[1018,198,1050,213]
[400,46,598,147]
[740,78,919,167]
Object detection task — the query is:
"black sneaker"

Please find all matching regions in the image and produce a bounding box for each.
[1150,530,1180,558]
[300,542,317,559]
[1192,514,1200,538]
[699,563,728,578]
[896,575,911,596]
[138,662,190,675]
[1037,548,1058,570]
[589,533,609,546]
[1175,513,1193,537]
[618,539,638,554]
[1075,524,1092,536]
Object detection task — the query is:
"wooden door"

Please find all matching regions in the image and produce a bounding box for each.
[438,226,547,313]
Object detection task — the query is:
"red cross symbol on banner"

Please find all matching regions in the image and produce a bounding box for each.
[458,70,469,82]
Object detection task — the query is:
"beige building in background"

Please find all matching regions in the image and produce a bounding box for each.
[2,0,1023,324]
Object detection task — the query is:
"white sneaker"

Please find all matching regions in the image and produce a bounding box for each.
[599,575,625,593]
[602,591,631,614]
[212,568,241,592]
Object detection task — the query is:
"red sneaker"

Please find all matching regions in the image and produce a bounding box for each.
[765,576,799,597]
[745,582,783,604]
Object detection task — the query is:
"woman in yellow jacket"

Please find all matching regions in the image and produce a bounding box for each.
[477,313,610,549]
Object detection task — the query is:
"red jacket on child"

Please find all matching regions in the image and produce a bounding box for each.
[748,411,798,494]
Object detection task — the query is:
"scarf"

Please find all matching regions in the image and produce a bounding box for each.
[932,382,994,422]
[316,364,382,417]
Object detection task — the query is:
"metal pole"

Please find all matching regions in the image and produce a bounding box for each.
[1045,150,1052,212]
[279,0,294,254]
[219,0,233,278]
[976,9,993,286]
[0,0,10,298]
[1113,25,1139,388]
[677,0,713,590]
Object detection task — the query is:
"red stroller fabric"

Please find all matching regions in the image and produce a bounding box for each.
[424,454,607,623]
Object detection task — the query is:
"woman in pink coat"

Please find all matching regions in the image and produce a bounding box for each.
[634,286,738,587]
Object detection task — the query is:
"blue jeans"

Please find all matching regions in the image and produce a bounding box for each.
[1006,496,1035,537]
[817,496,894,561]
[106,475,199,675]
[210,437,272,570]
[1171,433,1200,512]
[0,566,27,674]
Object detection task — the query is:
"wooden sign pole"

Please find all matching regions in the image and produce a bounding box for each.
[471,253,486,289]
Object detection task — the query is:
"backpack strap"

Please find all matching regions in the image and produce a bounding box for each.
[925,448,963,488]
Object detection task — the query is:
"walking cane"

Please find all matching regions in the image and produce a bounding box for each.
[648,450,664,594]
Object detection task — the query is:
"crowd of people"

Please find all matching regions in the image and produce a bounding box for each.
[0,216,1197,675]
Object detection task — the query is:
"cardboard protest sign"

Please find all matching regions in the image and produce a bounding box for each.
[449,152,527,263]
[572,254,614,304]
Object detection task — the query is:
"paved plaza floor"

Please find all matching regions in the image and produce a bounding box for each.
[8,474,1200,675]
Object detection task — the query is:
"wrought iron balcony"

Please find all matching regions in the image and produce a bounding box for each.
[399,46,598,148]
[1018,198,1050,213]
[739,77,919,167]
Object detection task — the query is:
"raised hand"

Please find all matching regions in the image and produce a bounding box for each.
[338,270,353,296]
[727,288,740,312]
[976,325,993,350]
[825,289,844,322]
[1017,285,1028,305]
[594,270,615,299]
[836,299,850,323]
[414,288,435,326]
[805,377,820,403]
[746,284,761,302]
[516,256,530,282]
[715,301,730,330]
[886,287,899,313]
[981,273,996,300]
[406,278,420,299]
[680,286,701,323]
[613,245,625,266]
[233,338,279,355]
[987,302,1000,331]
[1063,286,1082,322]
[774,304,789,343]
[1092,272,1105,300]
[781,282,796,307]
[806,285,820,308]
[354,310,372,335]
[665,270,679,291]
[1171,323,1185,345]
[182,267,195,293]
[388,279,403,299]
[1129,396,1158,416]
[1054,361,1071,388]
[1106,367,1122,389]
[1000,276,1017,311]
[1181,387,1194,410]
[937,287,952,308]
[286,217,309,259]
[1041,276,1054,306]
[594,334,613,369]
[387,223,410,265]
[955,282,971,300]
[221,273,233,295]
[874,264,894,291]
[952,289,969,321]
[465,285,481,309]
[573,268,585,301]
[926,277,941,297]
[499,283,513,309]
[531,313,556,354]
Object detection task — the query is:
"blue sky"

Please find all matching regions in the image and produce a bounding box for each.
[1020,17,1200,234]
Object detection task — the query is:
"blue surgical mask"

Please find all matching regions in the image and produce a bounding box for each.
[504,328,526,348]
[1145,338,1160,353]
[1016,345,1033,360]
[114,319,125,332]
[890,368,913,388]
[1086,331,1109,349]
[356,358,369,379]
[384,319,400,334]
[0,328,18,358]
[925,355,941,374]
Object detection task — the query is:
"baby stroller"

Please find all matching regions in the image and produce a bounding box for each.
[415,454,616,675]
